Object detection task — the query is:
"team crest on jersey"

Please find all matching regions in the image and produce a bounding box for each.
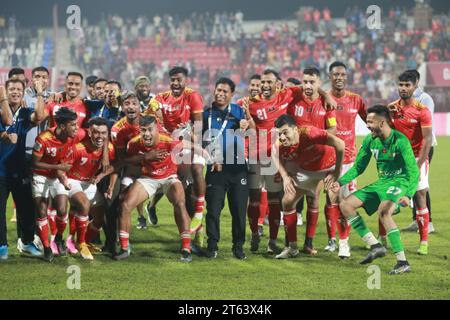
[337,105,344,110]
[267,106,276,112]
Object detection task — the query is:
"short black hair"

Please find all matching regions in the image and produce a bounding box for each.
[85,75,98,85]
[169,66,188,77]
[106,80,122,90]
[5,78,26,92]
[139,115,157,127]
[88,116,109,127]
[215,77,235,93]
[329,61,347,73]
[93,78,108,86]
[367,105,391,121]
[405,69,420,81]
[54,107,78,126]
[32,66,49,76]
[274,114,297,128]
[8,67,25,79]
[249,74,261,81]
[303,67,321,78]
[263,69,280,80]
[287,77,301,85]
[66,71,84,81]
[398,71,416,84]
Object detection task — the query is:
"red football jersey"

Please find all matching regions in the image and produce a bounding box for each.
[32,128,75,178]
[236,96,256,107]
[331,91,367,164]
[287,94,336,129]
[111,117,140,150]
[45,100,88,140]
[236,95,257,160]
[279,126,335,171]
[248,86,303,158]
[148,88,203,133]
[67,140,115,181]
[126,132,180,180]
[390,99,432,157]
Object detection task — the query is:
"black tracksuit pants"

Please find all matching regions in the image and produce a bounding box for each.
[205,165,248,251]
[0,176,36,246]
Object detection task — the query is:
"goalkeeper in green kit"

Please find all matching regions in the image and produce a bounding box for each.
[330,105,419,274]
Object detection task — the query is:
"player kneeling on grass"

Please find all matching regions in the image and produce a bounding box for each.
[115,115,194,262]
[330,105,419,275]
[272,114,345,259]
[56,117,115,260]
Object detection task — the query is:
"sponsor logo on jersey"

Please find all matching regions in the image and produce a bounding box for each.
[379,168,402,176]
[337,130,352,136]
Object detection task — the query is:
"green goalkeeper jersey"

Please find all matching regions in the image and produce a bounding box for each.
[338,129,419,198]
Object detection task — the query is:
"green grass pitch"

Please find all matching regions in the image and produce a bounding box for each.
[1,137,449,299]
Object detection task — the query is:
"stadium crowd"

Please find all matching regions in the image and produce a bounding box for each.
[64,6,450,107]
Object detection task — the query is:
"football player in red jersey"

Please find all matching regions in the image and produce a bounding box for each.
[100,92,143,255]
[389,71,433,255]
[246,69,336,255]
[236,74,261,106]
[45,72,89,242]
[328,61,368,258]
[31,107,78,262]
[145,66,206,247]
[287,67,337,255]
[55,117,115,260]
[45,72,89,141]
[272,114,344,259]
[236,74,269,236]
[43,72,92,243]
[114,115,193,262]
[285,77,305,226]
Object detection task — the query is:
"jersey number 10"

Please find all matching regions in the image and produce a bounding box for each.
[294,106,304,117]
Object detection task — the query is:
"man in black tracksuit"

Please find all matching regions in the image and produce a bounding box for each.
[203,77,255,259]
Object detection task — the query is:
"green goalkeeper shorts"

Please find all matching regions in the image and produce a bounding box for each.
[352,179,410,216]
